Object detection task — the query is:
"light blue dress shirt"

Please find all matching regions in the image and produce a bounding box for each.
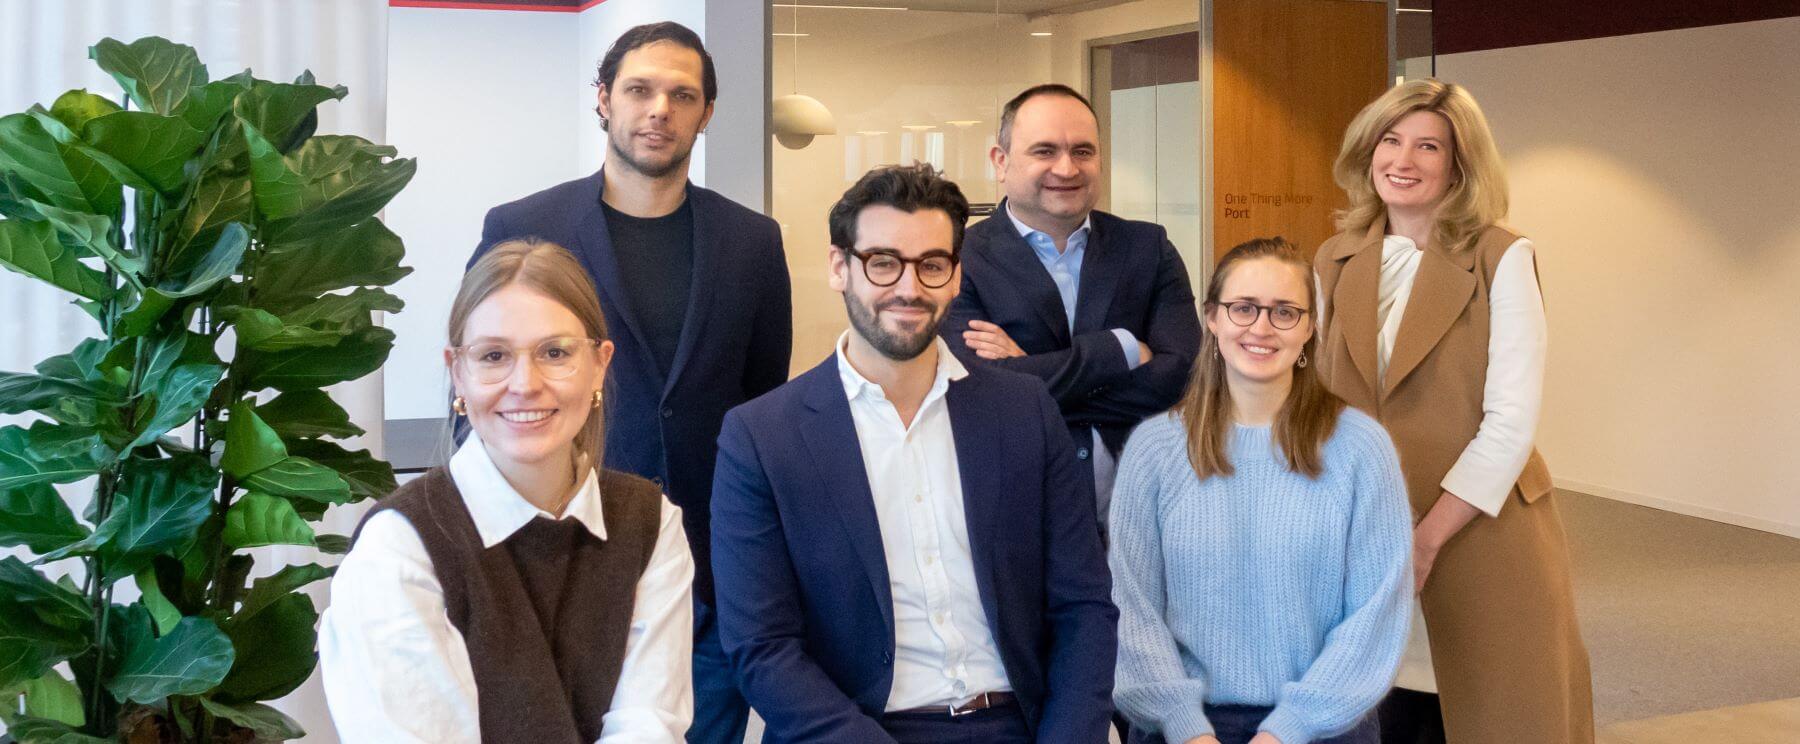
[1003,205,1142,524]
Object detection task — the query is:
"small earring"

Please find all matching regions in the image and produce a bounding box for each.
[1297,351,1309,369]
[592,390,604,409]
[452,396,467,415]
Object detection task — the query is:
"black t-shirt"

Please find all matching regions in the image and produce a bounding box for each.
[601,198,694,378]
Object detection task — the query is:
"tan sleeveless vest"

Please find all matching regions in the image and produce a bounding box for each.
[1316,220,1594,743]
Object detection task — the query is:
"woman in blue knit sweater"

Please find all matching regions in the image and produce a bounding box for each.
[1110,237,1412,744]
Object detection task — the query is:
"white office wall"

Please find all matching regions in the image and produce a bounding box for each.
[382,8,582,420]
[1436,18,1800,536]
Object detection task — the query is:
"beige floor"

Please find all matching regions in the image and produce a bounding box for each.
[1598,696,1800,744]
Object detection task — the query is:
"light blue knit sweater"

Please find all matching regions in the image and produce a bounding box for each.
[1109,408,1412,744]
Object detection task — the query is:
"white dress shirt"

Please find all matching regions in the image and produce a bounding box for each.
[1371,235,1548,692]
[835,333,1013,712]
[319,433,694,743]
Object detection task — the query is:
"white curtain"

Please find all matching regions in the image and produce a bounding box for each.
[0,2,388,741]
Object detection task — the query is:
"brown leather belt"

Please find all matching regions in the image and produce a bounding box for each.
[894,691,1017,717]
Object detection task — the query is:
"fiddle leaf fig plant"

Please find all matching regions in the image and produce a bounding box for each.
[0,36,414,742]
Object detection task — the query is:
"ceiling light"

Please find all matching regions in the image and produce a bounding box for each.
[1030,31,1053,37]
[772,33,811,37]
[773,3,908,9]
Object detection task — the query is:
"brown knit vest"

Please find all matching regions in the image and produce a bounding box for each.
[354,467,663,743]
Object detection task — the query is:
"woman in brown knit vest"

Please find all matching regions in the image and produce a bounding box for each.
[1312,79,1594,744]
[320,239,694,742]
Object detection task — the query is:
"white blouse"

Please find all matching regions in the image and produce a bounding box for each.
[319,434,695,743]
[1370,234,1548,692]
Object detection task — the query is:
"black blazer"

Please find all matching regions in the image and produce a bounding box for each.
[474,170,792,603]
[942,204,1199,459]
[710,356,1117,743]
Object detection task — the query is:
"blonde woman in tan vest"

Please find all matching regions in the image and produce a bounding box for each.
[1312,79,1593,743]
[320,239,694,742]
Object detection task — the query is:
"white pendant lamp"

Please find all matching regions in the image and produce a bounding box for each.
[773,7,835,149]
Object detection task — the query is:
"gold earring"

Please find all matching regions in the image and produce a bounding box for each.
[1297,351,1309,369]
[452,396,467,415]
[592,390,604,408]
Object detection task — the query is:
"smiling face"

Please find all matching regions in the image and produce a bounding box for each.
[446,284,614,471]
[598,40,714,179]
[1371,109,1457,221]
[828,204,961,361]
[992,93,1100,234]
[1205,257,1314,390]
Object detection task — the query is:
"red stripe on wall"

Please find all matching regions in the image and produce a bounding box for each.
[389,0,607,12]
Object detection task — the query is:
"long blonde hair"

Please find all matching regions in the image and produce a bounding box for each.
[1333,78,1508,253]
[447,238,610,471]
[1178,238,1345,479]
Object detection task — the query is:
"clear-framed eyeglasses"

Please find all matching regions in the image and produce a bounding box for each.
[451,336,601,384]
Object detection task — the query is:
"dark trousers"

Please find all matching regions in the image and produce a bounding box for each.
[686,600,750,744]
[1130,704,1379,744]
[880,702,1032,744]
[1376,688,1446,744]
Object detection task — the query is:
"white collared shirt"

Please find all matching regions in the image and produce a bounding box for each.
[835,333,1013,711]
[319,433,694,743]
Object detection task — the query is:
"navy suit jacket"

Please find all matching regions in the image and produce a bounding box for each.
[942,204,1199,460]
[710,354,1117,743]
[474,171,792,603]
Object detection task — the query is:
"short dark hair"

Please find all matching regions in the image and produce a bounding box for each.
[829,163,971,255]
[594,22,718,104]
[996,83,1096,152]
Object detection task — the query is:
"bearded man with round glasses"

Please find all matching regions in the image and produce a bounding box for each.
[710,163,1118,744]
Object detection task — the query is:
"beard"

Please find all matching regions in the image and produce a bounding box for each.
[844,293,941,361]
[607,126,694,179]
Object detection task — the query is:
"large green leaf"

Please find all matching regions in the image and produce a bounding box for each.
[285,438,394,501]
[0,483,91,554]
[134,567,182,635]
[2,716,113,744]
[89,37,207,116]
[240,456,350,505]
[0,217,113,301]
[45,90,123,132]
[197,697,306,740]
[253,391,364,440]
[234,325,394,393]
[231,287,400,351]
[0,112,122,215]
[107,615,235,703]
[236,563,330,622]
[0,558,92,629]
[0,424,104,490]
[222,401,286,478]
[0,558,92,689]
[17,670,84,727]
[115,223,250,337]
[256,219,411,300]
[89,454,217,580]
[166,175,252,276]
[223,492,315,549]
[216,593,315,703]
[176,72,253,132]
[31,200,142,276]
[232,79,345,158]
[78,110,208,195]
[125,362,224,450]
[0,371,103,416]
[263,136,417,240]
[34,338,115,384]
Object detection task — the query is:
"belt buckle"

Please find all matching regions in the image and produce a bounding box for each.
[948,692,986,717]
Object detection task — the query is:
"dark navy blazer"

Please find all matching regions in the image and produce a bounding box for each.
[942,204,1199,460]
[474,171,792,603]
[709,355,1117,743]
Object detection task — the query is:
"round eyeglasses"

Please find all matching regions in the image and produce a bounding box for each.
[451,336,601,384]
[842,246,959,289]
[1210,300,1310,331]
